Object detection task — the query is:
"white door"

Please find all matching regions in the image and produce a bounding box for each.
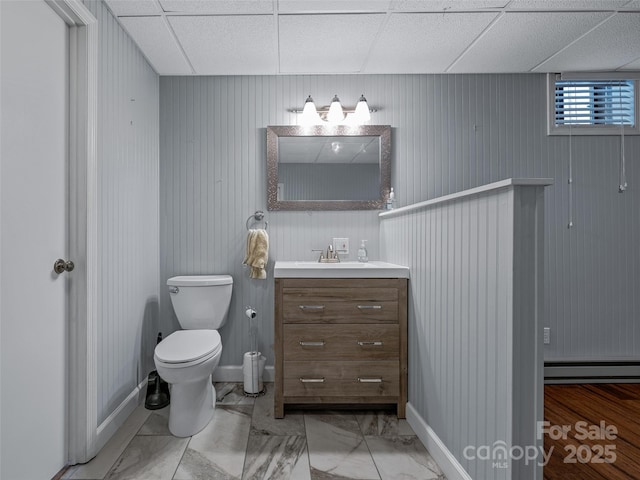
[1,1,69,479]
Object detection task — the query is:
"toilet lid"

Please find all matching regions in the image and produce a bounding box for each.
[155,330,221,364]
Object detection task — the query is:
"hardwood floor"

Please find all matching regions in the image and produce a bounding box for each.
[544,384,640,480]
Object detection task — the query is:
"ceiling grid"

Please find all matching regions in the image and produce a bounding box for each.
[104,0,640,75]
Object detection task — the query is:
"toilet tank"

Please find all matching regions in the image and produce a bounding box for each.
[167,275,233,330]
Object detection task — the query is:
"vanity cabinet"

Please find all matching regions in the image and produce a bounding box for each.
[274,277,407,418]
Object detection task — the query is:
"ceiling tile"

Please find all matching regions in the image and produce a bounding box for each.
[279,14,386,73]
[507,0,629,9]
[391,1,508,11]
[623,0,640,9]
[159,0,273,14]
[168,15,277,74]
[534,13,640,72]
[365,12,499,73]
[104,0,162,16]
[450,12,610,72]
[278,1,392,13]
[118,16,192,74]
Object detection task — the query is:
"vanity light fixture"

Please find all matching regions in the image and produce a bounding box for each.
[292,94,377,125]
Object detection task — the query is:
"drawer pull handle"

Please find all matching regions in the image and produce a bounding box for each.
[357,305,382,310]
[299,305,325,311]
[357,377,383,383]
[357,341,384,346]
[299,341,326,347]
[300,377,325,383]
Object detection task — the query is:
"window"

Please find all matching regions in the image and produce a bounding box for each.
[548,74,639,135]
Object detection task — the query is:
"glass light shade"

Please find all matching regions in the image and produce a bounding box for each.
[300,95,320,125]
[354,94,371,123]
[327,95,344,123]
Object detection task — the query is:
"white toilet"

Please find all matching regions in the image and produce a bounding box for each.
[154,274,233,437]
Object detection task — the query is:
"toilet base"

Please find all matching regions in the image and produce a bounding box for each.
[167,376,215,437]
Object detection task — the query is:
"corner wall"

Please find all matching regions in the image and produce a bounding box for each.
[379,181,547,479]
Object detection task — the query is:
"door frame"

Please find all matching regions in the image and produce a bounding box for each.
[45,0,98,465]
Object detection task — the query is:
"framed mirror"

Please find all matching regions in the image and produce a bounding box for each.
[266,125,391,210]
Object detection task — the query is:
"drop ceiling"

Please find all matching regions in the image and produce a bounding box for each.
[104,0,640,75]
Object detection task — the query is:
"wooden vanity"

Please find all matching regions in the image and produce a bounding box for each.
[274,264,408,419]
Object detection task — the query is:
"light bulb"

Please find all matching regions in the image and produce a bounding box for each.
[300,95,320,125]
[354,94,371,123]
[327,94,344,123]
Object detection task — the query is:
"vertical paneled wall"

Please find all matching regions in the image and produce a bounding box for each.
[85,1,160,425]
[159,74,640,367]
[159,75,381,366]
[385,74,640,362]
[379,183,547,479]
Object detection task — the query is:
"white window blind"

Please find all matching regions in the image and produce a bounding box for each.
[548,75,639,135]
[555,80,635,127]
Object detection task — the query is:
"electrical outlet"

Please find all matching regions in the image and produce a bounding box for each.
[543,327,550,345]
[333,237,349,255]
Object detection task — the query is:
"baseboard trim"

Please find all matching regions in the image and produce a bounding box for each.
[406,402,472,480]
[95,378,147,454]
[544,362,640,384]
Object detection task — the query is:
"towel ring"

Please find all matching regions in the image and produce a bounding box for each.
[246,210,268,230]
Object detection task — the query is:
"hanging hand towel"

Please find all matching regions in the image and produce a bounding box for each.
[243,229,269,279]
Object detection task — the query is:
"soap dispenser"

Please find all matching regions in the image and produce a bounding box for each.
[357,240,368,263]
[385,187,396,210]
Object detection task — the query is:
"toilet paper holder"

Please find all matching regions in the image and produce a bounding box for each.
[243,305,266,397]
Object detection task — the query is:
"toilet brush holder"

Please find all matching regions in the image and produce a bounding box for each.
[145,370,170,410]
[243,351,266,396]
[145,332,170,410]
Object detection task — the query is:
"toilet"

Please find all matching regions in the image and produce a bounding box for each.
[154,274,233,437]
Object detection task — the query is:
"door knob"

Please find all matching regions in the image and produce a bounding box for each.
[53,259,74,274]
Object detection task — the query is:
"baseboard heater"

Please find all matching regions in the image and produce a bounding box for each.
[545,361,640,384]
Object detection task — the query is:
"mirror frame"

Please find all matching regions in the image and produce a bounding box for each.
[267,125,391,211]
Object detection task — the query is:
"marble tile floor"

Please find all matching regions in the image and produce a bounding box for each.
[64,383,446,480]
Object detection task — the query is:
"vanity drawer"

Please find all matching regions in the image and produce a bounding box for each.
[283,324,399,361]
[282,290,398,324]
[283,361,399,398]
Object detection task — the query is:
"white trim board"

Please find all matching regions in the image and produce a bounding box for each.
[95,379,147,454]
[406,403,472,480]
[379,178,553,219]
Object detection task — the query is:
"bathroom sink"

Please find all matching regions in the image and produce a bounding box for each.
[293,261,370,268]
[275,260,409,278]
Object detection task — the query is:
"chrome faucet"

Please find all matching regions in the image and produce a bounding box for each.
[311,245,340,263]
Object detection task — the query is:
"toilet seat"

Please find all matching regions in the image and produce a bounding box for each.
[155,330,221,366]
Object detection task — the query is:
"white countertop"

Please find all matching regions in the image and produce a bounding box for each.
[274,260,410,279]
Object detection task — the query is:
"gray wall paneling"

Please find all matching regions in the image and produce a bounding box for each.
[85,0,160,425]
[159,73,639,367]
